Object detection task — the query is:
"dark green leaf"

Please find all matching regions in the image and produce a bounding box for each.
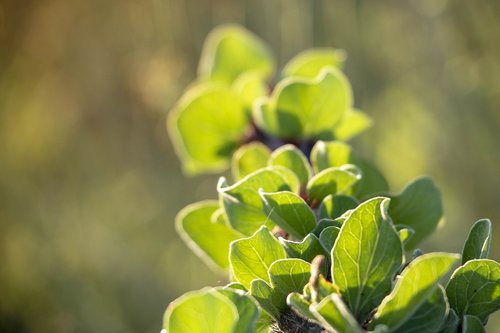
[462,219,492,264]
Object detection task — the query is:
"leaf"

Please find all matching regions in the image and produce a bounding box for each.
[279,233,328,263]
[319,226,341,253]
[218,168,291,235]
[332,197,403,321]
[224,282,247,292]
[168,84,249,174]
[462,219,492,264]
[229,226,286,289]
[164,288,238,333]
[176,201,243,269]
[268,259,311,298]
[462,315,485,333]
[311,218,342,237]
[333,108,372,141]
[306,165,361,202]
[282,48,346,79]
[370,253,460,330]
[198,25,274,84]
[438,309,459,333]
[268,144,312,188]
[396,225,415,248]
[249,279,282,319]
[215,288,261,333]
[310,293,363,333]
[446,259,500,322]
[254,68,352,139]
[231,142,271,180]
[260,190,316,238]
[286,292,317,323]
[310,140,388,198]
[319,194,358,220]
[270,165,301,194]
[393,285,448,333]
[232,72,268,112]
[389,177,443,249]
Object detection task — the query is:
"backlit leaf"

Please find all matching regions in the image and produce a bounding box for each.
[462,219,492,264]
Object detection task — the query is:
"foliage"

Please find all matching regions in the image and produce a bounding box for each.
[164,25,499,333]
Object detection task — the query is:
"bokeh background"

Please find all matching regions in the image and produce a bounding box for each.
[1,0,499,332]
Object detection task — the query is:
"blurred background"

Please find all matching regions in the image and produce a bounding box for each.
[0,0,499,332]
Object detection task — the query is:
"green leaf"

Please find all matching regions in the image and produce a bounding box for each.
[286,292,317,323]
[371,253,460,330]
[438,309,459,333]
[255,311,273,333]
[389,177,443,249]
[229,226,286,289]
[310,140,388,198]
[446,259,500,322]
[306,165,361,203]
[311,218,342,237]
[268,259,311,302]
[396,225,415,248]
[260,190,316,238]
[319,194,358,220]
[318,226,341,253]
[164,288,238,333]
[279,233,328,263]
[310,293,363,333]
[270,165,301,194]
[333,108,372,141]
[462,219,492,264]
[215,288,261,333]
[249,279,283,319]
[176,201,243,269]
[282,48,346,79]
[231,142,271,180]
[268,144,312,188]
[332,197,403,321]
[462,315,485,333]
[224,282,247,292]
[393,285,448,333]
[198,25,274,84]
[168,84,249,174]
[218,168,291,235]
[255,68,352,139]
[232,72,268,112]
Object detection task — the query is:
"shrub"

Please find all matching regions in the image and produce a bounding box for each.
[163,25,499,333]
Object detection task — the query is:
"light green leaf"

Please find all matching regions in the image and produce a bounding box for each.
[306,165,361,203]
[462,219,492,264]
[218,168,291,235]
[198,25,274,84]
[446,259,500,322]
[396,225,415,248]
[255,311,273,333]
[270,165,301,194]
[389,177,443,249]
[176,201,243,269]
[268,258,311,298]
[438,309,459,333]
[310,140,388,198]
[332,197,403,321]
[232,72,268,112]
[333,108,372,141]
[224,282,247,292]
[282,48,346,79]
[393,285,448,333]
[231,142,271,180]
[310,293,363,333]
[280,233,328,263]
[286,292,317,323]
[319,226,341,253]
[164,288,238,333]
[319,194,358,220]
[462,315,485,333]
[168,84,249,174]
[229,226,286,289]
[249,279,282,319]
[268,144,312,188]
[371,253,460,330]
[255,68,352,139]
[216,288,260,333]
[260,190,316,238]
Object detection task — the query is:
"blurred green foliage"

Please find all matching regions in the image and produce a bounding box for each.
[0,0,499,332]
